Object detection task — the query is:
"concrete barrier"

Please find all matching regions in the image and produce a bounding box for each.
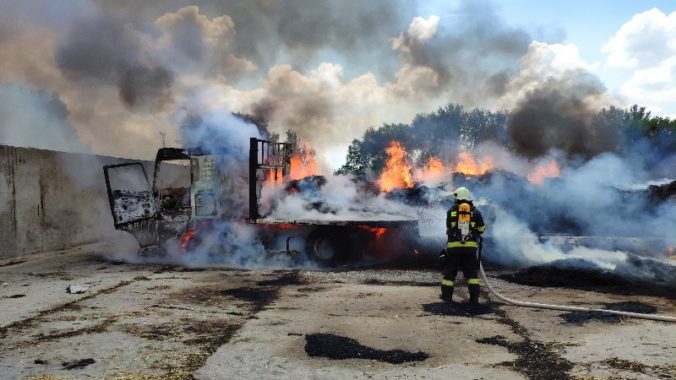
[0,145,150,258]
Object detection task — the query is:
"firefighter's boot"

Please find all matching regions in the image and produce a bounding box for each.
[440,279,454,302]
[468,280,480,305]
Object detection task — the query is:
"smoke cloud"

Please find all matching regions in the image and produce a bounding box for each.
[391,0,530,102]
[96,0,413,76]
[118,65,174,110]
[2,0,549,162]
[56,16,175,110]
[0,85,86,153]
[507,70,620,158]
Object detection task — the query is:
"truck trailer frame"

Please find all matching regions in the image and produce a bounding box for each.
[103,138,419,265]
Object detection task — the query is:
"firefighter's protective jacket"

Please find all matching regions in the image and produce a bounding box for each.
[446,202,486,249]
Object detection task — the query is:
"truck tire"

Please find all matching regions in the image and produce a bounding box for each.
[305,229,345,266]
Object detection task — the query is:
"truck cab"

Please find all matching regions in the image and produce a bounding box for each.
[104,139,421,265]
[104,148,227,254]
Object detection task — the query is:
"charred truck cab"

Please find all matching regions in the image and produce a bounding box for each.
[103,147,219,255]
[103,138,420,265]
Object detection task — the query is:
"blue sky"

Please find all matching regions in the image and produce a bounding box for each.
[418,0,676,106]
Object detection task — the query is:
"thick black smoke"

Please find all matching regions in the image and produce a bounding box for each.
[393,0,531,102]
[96,0,413,77]
[507,70,619,158]
[96,0,531,103]
[118,65,174,110]
[56,16,174,110]
[247,83,334,144]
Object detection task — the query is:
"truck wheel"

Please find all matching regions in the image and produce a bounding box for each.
[305,229,344,266]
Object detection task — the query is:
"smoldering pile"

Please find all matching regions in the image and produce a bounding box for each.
[262,173,418,222]
[322,138,676,287]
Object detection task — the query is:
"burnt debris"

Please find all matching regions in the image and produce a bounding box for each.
[385,182,439,206]
[422,301,495,317]
[560,301,658,325]
[61,358,96,370]
[285,175,327,194]
[648,180,676,202]
[604,301,658,314]
[560,311,623,325]
[477,309,574,380]
[256,271,308,287]
[476,335,573,380]
[223,287,279,312]
[305,333,429,364]
[500,263,676,299]
[181,319,239,347]
[282,175,338,214]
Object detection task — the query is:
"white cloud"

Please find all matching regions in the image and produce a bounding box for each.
[603,8,676,116]
[603,8,676,69]
[407,15,440,42]
[616,56,676,116]
[391,15,440,53]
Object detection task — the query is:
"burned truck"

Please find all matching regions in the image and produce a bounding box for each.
[103,138,420,265]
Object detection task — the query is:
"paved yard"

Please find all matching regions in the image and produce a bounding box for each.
[1,246,674,379]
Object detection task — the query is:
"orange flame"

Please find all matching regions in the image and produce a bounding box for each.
[359,225,388,239]
[269,223,296,230]
[179,228,197,253]
[453,151,494,175]
[263,168,283,186]
[422,157,446,180]
[290,149,318,180]
[527,159,561,185]
[379,141,413,191]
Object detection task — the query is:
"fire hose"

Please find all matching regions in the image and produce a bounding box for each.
[475,239,676,323]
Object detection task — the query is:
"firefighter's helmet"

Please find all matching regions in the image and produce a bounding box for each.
[454,186,472,201]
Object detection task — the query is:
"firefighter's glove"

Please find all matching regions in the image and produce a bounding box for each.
[438,249,447,266]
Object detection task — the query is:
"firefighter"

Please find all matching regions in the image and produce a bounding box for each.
[441,186,486,304]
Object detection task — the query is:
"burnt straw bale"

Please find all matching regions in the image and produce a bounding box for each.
[500,264,676,299]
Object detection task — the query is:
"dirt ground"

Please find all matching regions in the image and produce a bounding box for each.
[0,245,674,380]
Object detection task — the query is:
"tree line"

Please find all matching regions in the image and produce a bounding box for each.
[337,104,676,176]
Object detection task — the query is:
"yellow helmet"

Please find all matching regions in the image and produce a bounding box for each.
[454,186,472,201]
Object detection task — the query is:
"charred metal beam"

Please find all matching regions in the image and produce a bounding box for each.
[249,137,292,222]
[254,219,418,228]
[249,137,259,222]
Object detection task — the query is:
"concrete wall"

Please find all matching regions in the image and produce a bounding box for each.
[0,145,150,259]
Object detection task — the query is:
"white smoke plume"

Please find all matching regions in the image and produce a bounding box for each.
[407,149,676,284]
[0,85,86,153]
[264,174,417,222]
